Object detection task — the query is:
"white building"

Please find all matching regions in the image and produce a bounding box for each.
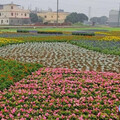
[0,3,30,25]
[109,10,119,27]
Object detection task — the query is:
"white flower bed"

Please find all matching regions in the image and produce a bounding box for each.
[0,42,119,72]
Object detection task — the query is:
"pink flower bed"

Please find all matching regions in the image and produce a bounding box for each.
[0,68,120,119]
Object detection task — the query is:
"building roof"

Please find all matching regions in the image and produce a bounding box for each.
[2,3,20,6]
[38,11,70,14]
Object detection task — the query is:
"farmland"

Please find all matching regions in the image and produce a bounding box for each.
[0,27,120,119]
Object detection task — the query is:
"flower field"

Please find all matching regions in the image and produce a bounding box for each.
[0,68,120,119]
[71,39,120,55]
[0,31,120,55]
[0,42,119,73]
[0,29,120,119]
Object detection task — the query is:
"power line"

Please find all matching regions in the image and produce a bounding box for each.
[118,3,120,27]
[57,0,59,24]
[88,6,92,21]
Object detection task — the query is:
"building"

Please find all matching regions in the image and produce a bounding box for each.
[0,3,30,25]
[109,10,119,27]
[37,10,70,23]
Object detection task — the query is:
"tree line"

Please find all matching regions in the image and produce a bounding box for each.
[30,12,108,25]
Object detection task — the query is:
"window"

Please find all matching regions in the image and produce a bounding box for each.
[11,13,13,16]
[6,20,8,23]
[51,16,53,18]
[44,15,47,18]
[0,13,1,16]
[25,13,27,16]
[11,6,13,9]
[1,20,3,23]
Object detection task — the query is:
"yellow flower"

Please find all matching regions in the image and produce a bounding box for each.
[101,36,120,41]
[0,38,23,46]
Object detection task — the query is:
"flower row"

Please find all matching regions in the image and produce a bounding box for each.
[0,68,120,119]
[0,42,119,73]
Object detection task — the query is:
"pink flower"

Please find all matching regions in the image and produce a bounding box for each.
[11,108,16,114]
[79,115,83,120]
[97,112,101,117]
[9,114,14,119]
[68,104,71,107]
[45,113,49,116]
[17,112,20,117]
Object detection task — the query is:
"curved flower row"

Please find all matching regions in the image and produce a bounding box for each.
[0,42,120,73]
[95,31,120,36]
[0,38,23,46]
[0,68,120,119]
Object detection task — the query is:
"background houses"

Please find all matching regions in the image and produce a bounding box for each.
[37,10,70,23]
[0,3,30,25]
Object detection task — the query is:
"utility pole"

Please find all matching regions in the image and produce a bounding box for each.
[118,3,120,27]
[88,6,91,22]
[57,0,59,26]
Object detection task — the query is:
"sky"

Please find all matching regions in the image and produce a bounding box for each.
[0,0,120,17]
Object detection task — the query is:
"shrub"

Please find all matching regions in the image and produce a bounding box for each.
[37,31,63,34]
[72,31,95,36]
[17,30,29,33]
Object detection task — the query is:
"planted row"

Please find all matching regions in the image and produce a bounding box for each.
[72,31,95,36]
[17,30,63,35]
[70,40,120,56]
[0,68,120,119]
[0,42,119,73]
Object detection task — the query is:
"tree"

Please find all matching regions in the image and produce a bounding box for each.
[90,16,108,25]
[30,13,39,23]
[38,16,43,23]
[90,17,98,23]
[65,12,88,24]
[99,16,108,24]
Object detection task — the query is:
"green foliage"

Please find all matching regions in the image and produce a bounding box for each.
[17,30,29,33]
[17,30,63,34]
[30,13,39,23]
[0,58,42,90]
[90,16,108,25]
[65,12,88,24]
[72,31,95,36]
[37,31,63,34]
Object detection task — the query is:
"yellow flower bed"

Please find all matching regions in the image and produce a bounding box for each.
[101,36,120,41]
[0,38,23,46]
[95,32,110,36]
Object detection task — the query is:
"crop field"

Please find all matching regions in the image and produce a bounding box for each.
[0,42,119,73]
[0,28,120,119]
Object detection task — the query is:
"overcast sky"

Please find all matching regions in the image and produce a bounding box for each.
[1,0,120,17]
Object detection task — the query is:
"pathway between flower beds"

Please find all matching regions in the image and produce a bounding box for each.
[0,68,120,119]
[0,42,120,73]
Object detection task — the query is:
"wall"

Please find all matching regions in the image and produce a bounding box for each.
[9,18,30,25]
[0,18,9,25]
[37,12,70,23]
